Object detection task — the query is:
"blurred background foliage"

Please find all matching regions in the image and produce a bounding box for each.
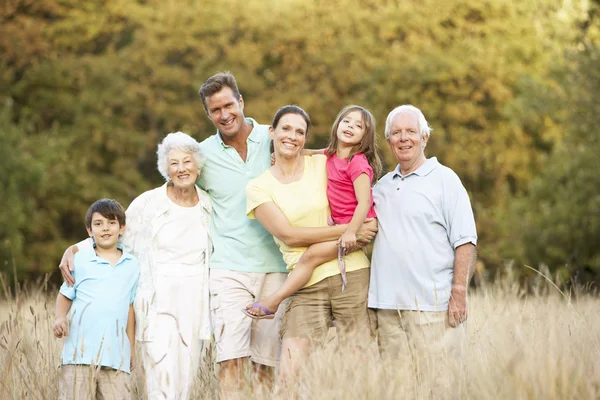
[0,0,598,288]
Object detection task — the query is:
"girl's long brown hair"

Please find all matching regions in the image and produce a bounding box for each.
[326,105,383,184]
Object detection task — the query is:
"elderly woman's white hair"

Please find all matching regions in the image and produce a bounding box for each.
[156,132,204,182]
[384,105,433,145]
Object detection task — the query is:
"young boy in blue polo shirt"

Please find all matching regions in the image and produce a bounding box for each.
[53,199,139,400]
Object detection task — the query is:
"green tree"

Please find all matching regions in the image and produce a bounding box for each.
[0,0,590,283]
[503,1,600,284]
[0,101,44,281]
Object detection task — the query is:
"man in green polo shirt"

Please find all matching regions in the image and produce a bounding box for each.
[197,72,288,389]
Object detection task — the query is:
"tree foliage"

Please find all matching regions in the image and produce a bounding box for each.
[0,0,595,284]
[501,0,600,284]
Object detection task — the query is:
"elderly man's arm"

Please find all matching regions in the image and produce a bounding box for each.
[448,243,477,327]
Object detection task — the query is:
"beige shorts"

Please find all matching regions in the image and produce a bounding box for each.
[209,269,287,366]
[375,309,467,395]
[375,309,466,359]
[58,364,133,400]
[281,268,371,342]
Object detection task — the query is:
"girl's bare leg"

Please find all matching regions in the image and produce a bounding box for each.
[245,241,338,316]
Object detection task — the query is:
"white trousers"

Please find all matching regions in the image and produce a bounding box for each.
[141,264,205,400]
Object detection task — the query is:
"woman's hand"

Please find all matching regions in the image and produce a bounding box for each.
[356,218,378,244]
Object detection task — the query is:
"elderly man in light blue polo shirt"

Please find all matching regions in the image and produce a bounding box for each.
[369,105,477,392]
[196,72,288,389]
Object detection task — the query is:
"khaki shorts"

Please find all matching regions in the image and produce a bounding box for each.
[58,364,133,400]
[209,269,288,367]
[375,309,467,395]
[281,268,371,342]
[375,309,466,359]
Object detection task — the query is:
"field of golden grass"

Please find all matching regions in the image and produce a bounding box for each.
[1,274,599,399]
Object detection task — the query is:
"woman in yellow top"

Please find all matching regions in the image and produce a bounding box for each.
[245,105,378,381]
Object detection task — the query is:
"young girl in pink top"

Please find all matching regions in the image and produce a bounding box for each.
[244,105,382,319]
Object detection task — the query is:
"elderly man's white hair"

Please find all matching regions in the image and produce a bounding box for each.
[156,131,204,182]
[384,105,433,142]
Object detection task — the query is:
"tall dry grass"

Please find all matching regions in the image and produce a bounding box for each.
[0,272,599,399]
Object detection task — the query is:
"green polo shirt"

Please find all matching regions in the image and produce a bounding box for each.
[198,118,286,273]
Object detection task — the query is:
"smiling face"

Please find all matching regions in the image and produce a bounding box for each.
[387,111,428,170]
[269,113,308,159]
[204,87,245,140]
[336,110,366,148]
[86,212,125,250]
[167,149,199,189]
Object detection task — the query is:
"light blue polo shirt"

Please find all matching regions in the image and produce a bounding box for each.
[368,157,477,311]
[199,118,286,273]
[59,245,139,373]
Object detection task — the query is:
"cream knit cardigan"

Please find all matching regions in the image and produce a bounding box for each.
[123,183,212,342]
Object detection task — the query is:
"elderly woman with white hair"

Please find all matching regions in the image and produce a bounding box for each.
[126,131,211,399]
[58,132,212,400]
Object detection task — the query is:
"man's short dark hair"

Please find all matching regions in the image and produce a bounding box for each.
[84,199,126,229]
[198,71,241,112]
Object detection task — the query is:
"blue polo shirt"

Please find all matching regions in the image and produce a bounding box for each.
[59,245,139,373]
[368,157,477,311]
[198,118,286,273]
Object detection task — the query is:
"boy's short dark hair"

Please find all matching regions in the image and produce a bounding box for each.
[84,199,126,229]
[198,71,241,112]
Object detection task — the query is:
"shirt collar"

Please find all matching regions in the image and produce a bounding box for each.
[160,182,211,213]
[393,157,440,179]
[80,241,133,264]
[217,117,262,147]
